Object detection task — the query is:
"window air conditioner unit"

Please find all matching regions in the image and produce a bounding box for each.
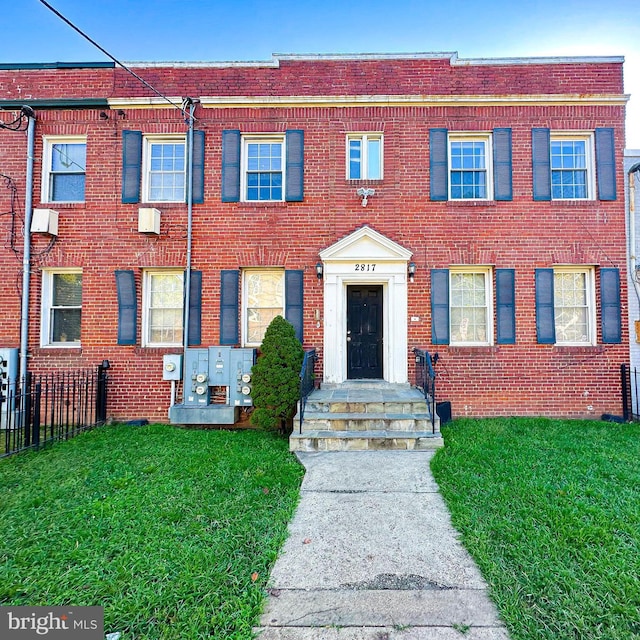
[31,208,59,236]
[138,208,161,235]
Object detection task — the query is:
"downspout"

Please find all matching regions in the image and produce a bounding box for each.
[20,106,36,383]
[182,99,197,385]
[629,162,640,305]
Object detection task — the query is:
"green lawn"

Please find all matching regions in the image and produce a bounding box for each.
[431,417,640,640]
[0,424,303,639]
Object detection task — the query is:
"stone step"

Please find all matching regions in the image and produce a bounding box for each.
[301,412,434,432]
[305,399,430,414]
[289,430,443,452]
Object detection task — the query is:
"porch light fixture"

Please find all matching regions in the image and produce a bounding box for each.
[356,187,375,207]
[408,261,417,283]
[316,262,324,280]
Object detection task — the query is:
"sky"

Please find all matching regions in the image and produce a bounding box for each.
[1,0,639,148]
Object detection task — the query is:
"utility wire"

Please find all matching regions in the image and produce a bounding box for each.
[37,0,191,118]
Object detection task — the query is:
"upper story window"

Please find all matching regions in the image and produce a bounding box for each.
[142,270,184,347]
[242,136,284,202]
[243,269,285,346]
[142,136,186,203]
[347,134,383,180]
[550,134,593,200]
[42,137,86,203]
[553,267,595,345]
[449,268,493,346]
[449,134,492,200]
[41,270,82,347]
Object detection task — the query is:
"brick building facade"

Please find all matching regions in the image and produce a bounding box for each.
[0,53,629,422]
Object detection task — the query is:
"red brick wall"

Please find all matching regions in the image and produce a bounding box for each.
[0,56,628,422]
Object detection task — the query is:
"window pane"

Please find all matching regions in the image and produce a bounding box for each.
[51,143,86,173]
[148,141,186,201]
[554,271,590,343]
[245,271,284,344]
[147,273,184,344]
[450,273,488,343]
[53,273,82,306]
[367,139,381,179]
[245,140,284,200]
[51,308,81,343]
[51,174,85,201]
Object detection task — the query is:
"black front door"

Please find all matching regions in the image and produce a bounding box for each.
[347,285,383,379]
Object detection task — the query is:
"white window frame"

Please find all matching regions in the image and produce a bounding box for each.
[449,267,494,346]
[550,132,595,201]
[241,134,286,202]
[448,133,493,201]
[142,270,184,347]
[553,266,596,346]
[346,133,384,180]
[41,136,87,203]
[142,135,186,203]
[40,269,82,347]
[242,269,285,347]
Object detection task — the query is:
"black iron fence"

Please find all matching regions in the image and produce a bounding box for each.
[1,364,109,458]
[298,349,317,433]
[621,364,640,422]
[413,348,438,433]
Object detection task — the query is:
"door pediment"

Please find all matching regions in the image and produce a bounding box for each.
[319,225,413,262]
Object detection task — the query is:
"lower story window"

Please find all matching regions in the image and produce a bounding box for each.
[243,269,284,346]
[554,268,595,344]
[450,268,492,345]
[143,270,184,346]
[41,270,82,346]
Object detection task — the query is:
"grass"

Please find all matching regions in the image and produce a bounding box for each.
[0,423,304,639]
[431,417,640,640]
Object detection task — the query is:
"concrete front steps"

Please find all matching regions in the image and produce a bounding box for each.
[290,381,442,452]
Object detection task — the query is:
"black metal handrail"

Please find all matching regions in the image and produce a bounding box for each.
[412,348,438,433]
[299,349,317,434]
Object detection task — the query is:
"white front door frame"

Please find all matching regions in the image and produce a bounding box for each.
[319,226,413,384]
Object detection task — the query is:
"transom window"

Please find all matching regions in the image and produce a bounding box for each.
[551,135,593,200]
[41,270,82,346]
[143,137,186,202]
[42,137,86,203]
[242,137,284,201]
[347,134,383,180]
[243,270,285,345]
[143,271,184,346]
[450,269,493,345]
[554,268,595,344]
[449,135,492,200]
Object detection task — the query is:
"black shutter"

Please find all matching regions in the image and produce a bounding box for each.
[535,268,555,343]
[285,130,304,202]
[431,269,450,344]
[496,269,516,344]
[595,128,616,201]
[122,130,142,204]
[600,268,621,343]
[115,270,137,345]
[220,270,239,344]
[191,130,205,204]
[493,128,513,201]
[187,269,202,346]
[430,129,448,201]
[221,130,241,203]
[285,270,304,342]
[532,128,551,201]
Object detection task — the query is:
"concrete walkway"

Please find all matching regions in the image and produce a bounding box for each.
[255,451,510,640]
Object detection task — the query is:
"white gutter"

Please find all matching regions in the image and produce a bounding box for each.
[19,107,36,383]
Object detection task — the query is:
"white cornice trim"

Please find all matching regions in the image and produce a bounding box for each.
[108,93,629,111]
[122,52,624,68]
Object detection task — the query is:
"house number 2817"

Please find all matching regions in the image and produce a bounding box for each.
[354,264,376,271]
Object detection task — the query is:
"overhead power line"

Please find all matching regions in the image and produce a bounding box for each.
[37,0,191,118]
